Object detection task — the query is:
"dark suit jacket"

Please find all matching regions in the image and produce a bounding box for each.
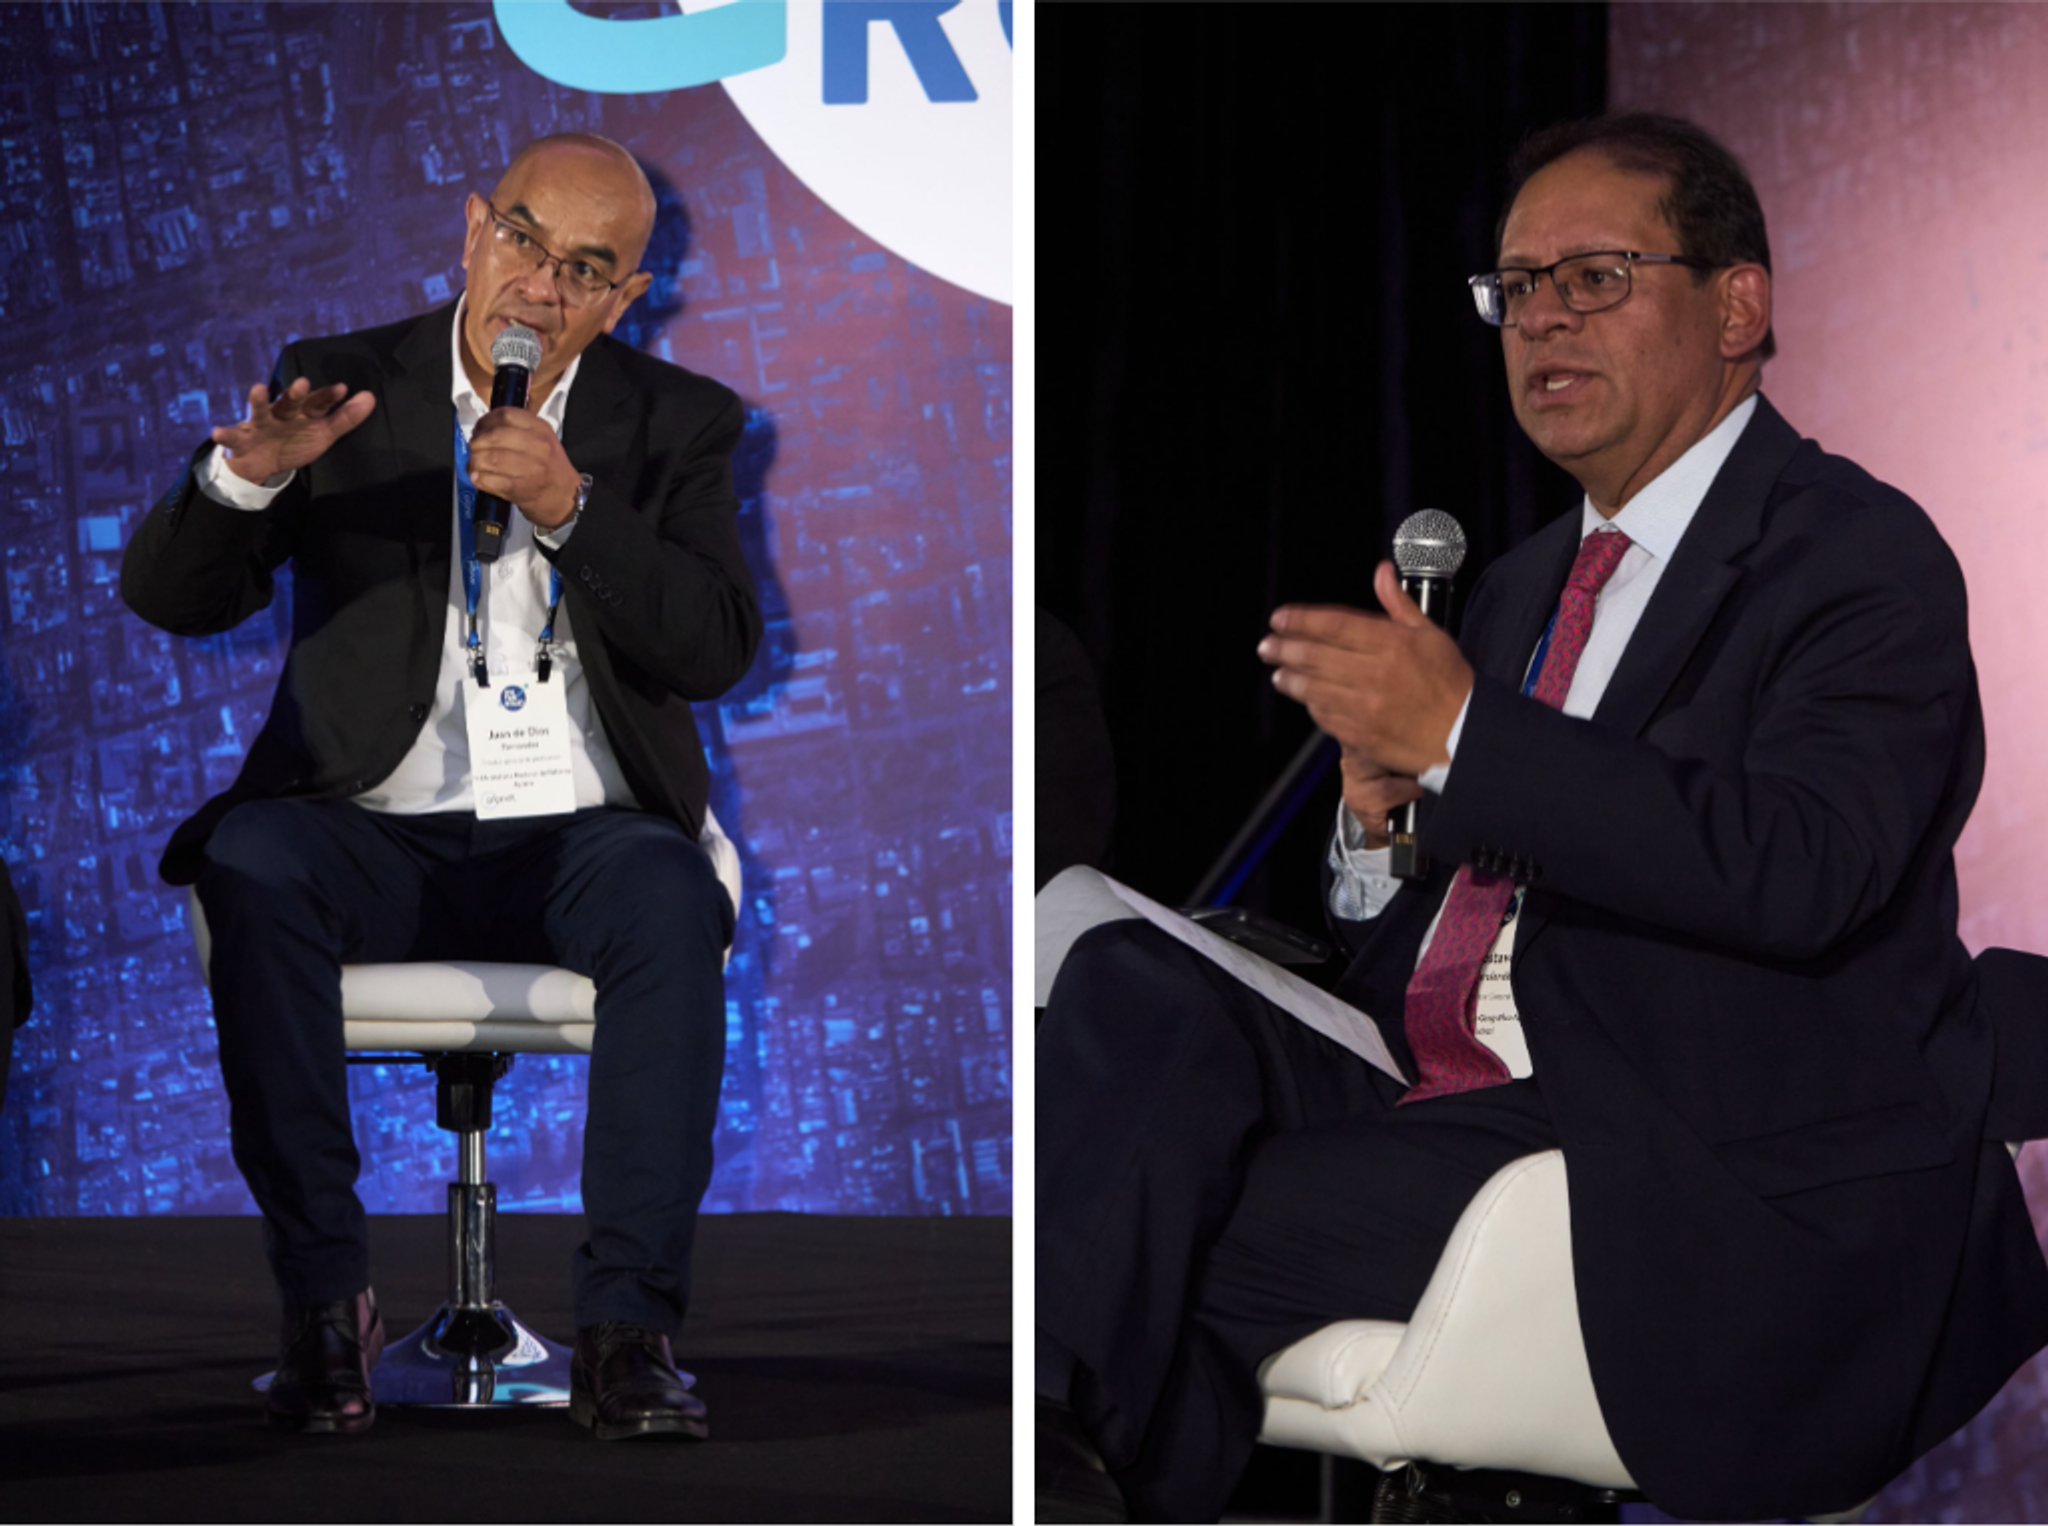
[1329,396,2048,1519]
[120,302,762,885]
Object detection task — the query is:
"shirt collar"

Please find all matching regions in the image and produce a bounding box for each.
[1579,392,1760,562]
[449,293,580,432]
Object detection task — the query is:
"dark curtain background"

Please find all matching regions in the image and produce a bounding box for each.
[1039,4,1607,936]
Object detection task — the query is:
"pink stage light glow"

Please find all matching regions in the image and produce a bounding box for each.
[1614,7,2048,1520]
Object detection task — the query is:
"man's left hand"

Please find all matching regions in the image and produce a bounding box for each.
[1258,561,1475,778]
[468,407,579,530]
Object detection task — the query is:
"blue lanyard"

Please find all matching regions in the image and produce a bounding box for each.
[453,414,563,686]
[1522,612,1558,699]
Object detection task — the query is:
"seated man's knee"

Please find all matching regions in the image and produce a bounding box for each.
[200,800,334,898]
[580,821,733,956]
[1049,920,1212,1014]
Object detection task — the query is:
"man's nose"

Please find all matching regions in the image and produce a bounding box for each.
[1514,274,1581,339]
[513,259,565,305]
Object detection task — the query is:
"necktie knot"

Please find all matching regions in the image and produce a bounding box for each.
[1568,528,1632,596]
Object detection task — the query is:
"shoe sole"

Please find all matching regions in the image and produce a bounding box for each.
[570,1389,709,1441]
[266,1405,375,1436]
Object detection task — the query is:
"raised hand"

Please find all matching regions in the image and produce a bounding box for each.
[1258,560,1474,779]
[212,376,377,484]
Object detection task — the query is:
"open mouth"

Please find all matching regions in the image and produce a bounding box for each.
[493,313,553,340]
[1529,370,1592,402]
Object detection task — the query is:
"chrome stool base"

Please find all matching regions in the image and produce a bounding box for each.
[372,1300,574,1406]
[251,1301,574,1406]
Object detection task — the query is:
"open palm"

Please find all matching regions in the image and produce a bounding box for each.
[212,376,377,483]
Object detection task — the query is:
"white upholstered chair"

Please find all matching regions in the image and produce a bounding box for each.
[1256,1149,1637,1520]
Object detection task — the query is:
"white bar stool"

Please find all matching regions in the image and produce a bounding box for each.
[186,810,741,1409]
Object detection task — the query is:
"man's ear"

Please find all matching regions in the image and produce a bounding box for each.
[1719,263,1771,361]
[460,193,488,279]
[602,270,656,336]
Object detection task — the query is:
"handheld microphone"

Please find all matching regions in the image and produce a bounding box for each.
[471,323,541,565]
[1387,508,1467,879]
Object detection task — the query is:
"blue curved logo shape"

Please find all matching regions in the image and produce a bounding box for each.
[499,685,527,712]
[494,0,788,95]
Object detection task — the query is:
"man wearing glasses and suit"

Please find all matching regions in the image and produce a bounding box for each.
[1037,113,2048,1523]
[122,133,758,1440]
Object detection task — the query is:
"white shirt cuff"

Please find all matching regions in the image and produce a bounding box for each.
[1418,690,1471,795]
[1327,802,1400,922]
[198,447,293,509]
[535,514,578,551]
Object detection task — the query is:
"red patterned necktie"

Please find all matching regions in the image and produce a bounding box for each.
[1398,528,1633,1104]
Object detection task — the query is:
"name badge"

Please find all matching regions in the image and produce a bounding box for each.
[463,672,576,820]
[1472,894,1533,1078]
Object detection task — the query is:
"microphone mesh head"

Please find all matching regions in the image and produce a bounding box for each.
[490,323,542,372]
[1393,509,1467,578]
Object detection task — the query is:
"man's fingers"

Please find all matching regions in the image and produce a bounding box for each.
[1267,603,1387,648]
[1258,625,1392,675]
[297,382,351,418]
[1375,561,1429,628]
[1365,776,1425,811]
[328,389,377,435]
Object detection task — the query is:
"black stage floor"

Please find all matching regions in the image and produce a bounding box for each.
[0,1212,1012,1522]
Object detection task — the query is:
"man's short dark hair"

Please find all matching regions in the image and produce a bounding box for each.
[1497,112,1775,362]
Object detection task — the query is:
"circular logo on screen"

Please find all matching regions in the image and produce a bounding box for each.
[499,685,527,712]
[717,2,1011,305]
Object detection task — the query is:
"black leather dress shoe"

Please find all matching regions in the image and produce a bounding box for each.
[1037,1397,1127,1523]
[266,1289,384,1435]
[570,1322,709,1441]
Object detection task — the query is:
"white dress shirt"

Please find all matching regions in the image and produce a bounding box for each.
[1328,393,1760,927]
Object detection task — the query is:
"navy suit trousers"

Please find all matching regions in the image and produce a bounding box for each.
[196,799,734,1334]
[1038,920,1559,1522]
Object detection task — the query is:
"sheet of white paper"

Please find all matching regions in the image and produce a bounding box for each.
[1471,903,1532,1078]
[1035,865,1407,1083]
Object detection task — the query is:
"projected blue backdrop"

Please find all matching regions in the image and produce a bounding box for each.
[0,1,1012,1218]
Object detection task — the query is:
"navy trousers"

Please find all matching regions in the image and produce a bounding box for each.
[1038,921,1560,1523]
[196,799,735,1335]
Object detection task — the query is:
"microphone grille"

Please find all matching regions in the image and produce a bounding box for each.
[490,323,542,372]
[1392,509,1467,578]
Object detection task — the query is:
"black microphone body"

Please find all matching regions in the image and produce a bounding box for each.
[471,324,539,564]
[1386,510,1467,879]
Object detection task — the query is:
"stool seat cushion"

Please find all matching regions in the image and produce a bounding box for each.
[341,961,596,1022]
[340,962,598,1055]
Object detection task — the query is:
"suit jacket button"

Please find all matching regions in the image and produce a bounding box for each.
[408,702,428,722]
[580,566,595,584]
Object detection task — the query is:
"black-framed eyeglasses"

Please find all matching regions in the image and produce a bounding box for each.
[1468,251,1715,327]
[483,200,623,304]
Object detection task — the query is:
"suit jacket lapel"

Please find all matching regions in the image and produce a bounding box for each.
[1481,515,1581,688]
[388,305,459,642]
[561,335,641,481]
[1513,395,1801,961]
[1591,395,1801,739]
